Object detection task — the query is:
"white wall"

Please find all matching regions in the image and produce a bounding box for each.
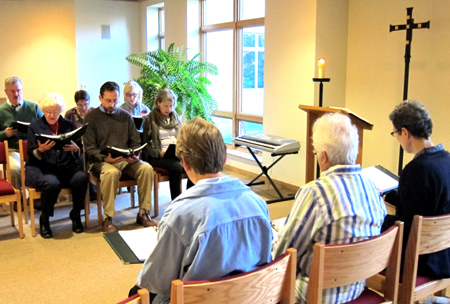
[346,0,450,174]
[75,0,141,108]
[0,0,77,107]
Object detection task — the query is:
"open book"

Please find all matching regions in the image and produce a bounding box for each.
[361,165,399,196]
[101,143,147,158]
[118,227,158,262]
[133,116,145,130]
[10,121,30,134]
[328,107,373,127]
[35,124,88,150]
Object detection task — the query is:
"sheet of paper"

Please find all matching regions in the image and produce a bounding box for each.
[118,227,158,261]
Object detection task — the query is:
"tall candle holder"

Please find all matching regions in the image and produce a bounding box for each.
[313,77,331,178]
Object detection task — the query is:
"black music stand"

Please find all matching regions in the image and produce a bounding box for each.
[241,146,297,204]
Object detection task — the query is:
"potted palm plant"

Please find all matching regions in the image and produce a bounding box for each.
[126,43,218,122]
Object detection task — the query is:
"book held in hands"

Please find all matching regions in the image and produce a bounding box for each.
[101,143,147,158]
[361,165,399,196]
[10,121,30,133]
[35,124,88,150]
[133,116,145,130]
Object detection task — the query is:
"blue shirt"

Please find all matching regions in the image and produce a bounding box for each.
[272,164,387,304]
[119,102,150,116]
[137,176,273,304]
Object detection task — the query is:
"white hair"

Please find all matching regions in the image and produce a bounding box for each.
[312,113,359,166]
[4,76,22,88]
[39,92,66,113]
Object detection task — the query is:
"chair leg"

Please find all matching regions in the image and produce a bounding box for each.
[154,175,159,218]
[22,188,28,224]
[15,192,24,239]
[9,202,14,226]
[130,186,136,208]
[29,190,36,237]
[96,182,103,225]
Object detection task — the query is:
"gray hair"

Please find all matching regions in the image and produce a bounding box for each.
[312,113,359,166]
[39,93,66,113]
[4,76,22,89]
[389,100,432,139]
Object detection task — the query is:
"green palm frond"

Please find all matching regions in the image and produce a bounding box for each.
[125,43,218,121]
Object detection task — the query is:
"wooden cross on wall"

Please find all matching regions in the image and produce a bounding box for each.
[390,7,430,175]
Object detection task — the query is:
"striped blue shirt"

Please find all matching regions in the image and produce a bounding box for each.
[272,164,387,304]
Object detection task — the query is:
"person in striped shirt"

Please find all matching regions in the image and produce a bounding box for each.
[272,113,387,303]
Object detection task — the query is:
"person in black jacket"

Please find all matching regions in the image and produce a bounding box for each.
[26,92,87,239]
[384,100,450,281]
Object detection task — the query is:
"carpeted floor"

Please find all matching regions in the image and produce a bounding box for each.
[0,171,294,304]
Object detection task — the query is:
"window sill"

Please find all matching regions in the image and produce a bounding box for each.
[227,148,263,163]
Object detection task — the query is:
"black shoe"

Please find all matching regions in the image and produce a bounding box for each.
[39,214,52,239]
[69,210,83,233]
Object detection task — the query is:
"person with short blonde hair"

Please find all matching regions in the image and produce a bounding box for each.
[26,93,87,239]
[0,76,42,195]
[119,81,150,118]
[133,117,272,304]
[272,113,386,303]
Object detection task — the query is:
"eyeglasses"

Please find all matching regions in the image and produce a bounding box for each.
[44,110,60,115]
[390,130,400,137]
[126,93,138,98]
[77,103,89,108]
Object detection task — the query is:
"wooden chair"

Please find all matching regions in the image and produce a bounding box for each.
[399,214,450,303]
[170,248,297,304]
[19,140,90,236]
[116,288,150,304]
[153,166,188,218]
[0,140,24,238]
[307,222,403,304]
[83,147,139,225]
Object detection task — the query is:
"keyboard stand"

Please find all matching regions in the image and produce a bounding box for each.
[244,147,298,204]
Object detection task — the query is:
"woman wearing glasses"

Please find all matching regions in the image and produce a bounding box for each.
[120,81,150,117]
[64,90,94,128]
[26,93,88,239]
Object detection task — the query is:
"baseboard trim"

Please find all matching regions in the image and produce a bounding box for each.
[224,164,299,193]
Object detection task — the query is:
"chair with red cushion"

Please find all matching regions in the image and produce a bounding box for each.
[170,248,297,304]
[116,288,149,304]
[307,221,404,304]
[0,140,24,238]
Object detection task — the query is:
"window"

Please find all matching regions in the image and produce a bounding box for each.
[201,0,265,145]
[158,8,165,50]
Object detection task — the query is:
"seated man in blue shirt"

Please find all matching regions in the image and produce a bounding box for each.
[132,117,273,304]
[272,113,387,304]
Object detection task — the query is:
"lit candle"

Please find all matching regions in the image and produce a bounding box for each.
[317,58,326,78]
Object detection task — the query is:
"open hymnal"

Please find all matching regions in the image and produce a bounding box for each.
[271,216,287,238]
[361,165,399,196]
[133,116,145,130]
[328,107,373,127]
[35,124,88,150]
[118,227,158,262]
[101,143,147,158]
[10,121,30,134]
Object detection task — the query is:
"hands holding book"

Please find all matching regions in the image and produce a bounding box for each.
[104,153,139,164]
[37,139,79,154]
[4,127,17,137]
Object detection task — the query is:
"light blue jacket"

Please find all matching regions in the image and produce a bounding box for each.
[137,176,273,304]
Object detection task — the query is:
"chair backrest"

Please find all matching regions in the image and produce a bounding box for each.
[402,214,450,302]
[308,222,403,304]
[170,248,297,304]
[116,288,150,304]
[0,140,12,182]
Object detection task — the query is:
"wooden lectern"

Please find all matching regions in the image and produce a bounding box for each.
[299,105,373,183]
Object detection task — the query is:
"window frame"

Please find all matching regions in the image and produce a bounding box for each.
[158,8,165,50]
[200,0,264,148]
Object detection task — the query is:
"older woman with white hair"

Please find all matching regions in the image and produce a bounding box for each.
[272,113,386,304]
[25,93,88,239]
